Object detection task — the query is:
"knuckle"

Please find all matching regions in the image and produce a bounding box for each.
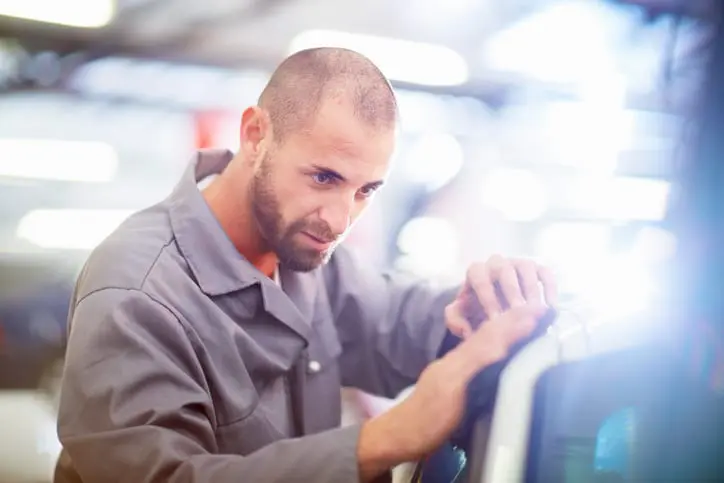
[501,264,518,279]
[466,262,485,279]
[488,258,506,274]
[467,269,490,293]
[516,259,537,274]
[539,265,554,280]
[444,309,460,326]
[487,254,504,265]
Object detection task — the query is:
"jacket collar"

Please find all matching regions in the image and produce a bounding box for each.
[167,149,315,340]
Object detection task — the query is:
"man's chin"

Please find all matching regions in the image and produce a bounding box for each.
[278,246,334,272]
[282,258,324,272]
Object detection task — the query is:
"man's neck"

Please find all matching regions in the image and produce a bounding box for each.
[201,168,278,278]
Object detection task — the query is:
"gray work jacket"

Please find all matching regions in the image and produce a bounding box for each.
[54,149,455,483]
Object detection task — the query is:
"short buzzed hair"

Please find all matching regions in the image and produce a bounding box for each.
[259,47,398,141]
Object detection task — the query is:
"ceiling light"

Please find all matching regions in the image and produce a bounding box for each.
[0,139,118,182]
[0,0,115,28]
[17,209,133,250]
[289,30,469,87]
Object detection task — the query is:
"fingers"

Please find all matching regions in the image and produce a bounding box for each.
[536,264,558,307]
[464,256,558,319]
[514,259,541,304]
[466,262,502,317]
[464,255,528,317]
[450,303,546,380]
[444,300,474,339]
[494,257,526,308]
[473,302,545,345]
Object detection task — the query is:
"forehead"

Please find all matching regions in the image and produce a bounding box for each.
[286,96,395,181]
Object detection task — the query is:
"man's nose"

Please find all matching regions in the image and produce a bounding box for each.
[318,196,354,237]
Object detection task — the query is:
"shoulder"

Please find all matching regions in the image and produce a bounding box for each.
[70,286,185,347]
[74,201,192,309]
[67,285,203,380]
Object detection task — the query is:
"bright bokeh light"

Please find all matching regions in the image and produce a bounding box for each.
[481,168,548,222]
[0,0,115,28]
[289,30,469,87]
[571,176,671,221]
[396,91,451,134]
[536,222,612,268]
[407,0,484,27]
[536,222,669,318]
[401,133,464,191]
[581,254,657,319]
[396,216,460,279]
[0,139,118,183]
[0,392,62,482]
[483,1,623,84]
[543,99,632,175]
[630,226,678,266]
[17,209,133,250]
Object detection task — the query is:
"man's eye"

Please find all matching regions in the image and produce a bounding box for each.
[358,186,377,198]
[312,172,335,185]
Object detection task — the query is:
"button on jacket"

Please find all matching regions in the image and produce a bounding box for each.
[54,149,456,483]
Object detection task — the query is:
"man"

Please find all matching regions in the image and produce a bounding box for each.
[55,47,556,483]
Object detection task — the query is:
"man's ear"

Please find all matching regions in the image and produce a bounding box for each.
[240,106,273,158]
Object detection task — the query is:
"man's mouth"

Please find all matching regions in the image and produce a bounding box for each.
[301,231,334,249]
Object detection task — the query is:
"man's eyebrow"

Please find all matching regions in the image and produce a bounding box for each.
[363,180,385,191]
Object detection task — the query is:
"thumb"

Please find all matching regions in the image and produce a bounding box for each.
[444,300,474,339]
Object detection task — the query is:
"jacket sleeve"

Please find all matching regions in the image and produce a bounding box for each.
[57,288,363,483]
[322,246,458,399]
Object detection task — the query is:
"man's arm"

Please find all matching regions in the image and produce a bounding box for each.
[322,246,458,398]
[57,288,393,483]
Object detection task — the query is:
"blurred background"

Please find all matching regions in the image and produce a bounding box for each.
[0,0,716,481]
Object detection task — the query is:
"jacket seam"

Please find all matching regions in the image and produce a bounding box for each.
[72,285,214,426]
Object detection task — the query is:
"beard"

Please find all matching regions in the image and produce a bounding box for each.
[250,157,338,272]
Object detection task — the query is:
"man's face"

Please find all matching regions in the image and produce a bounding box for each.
[249,97,395,272]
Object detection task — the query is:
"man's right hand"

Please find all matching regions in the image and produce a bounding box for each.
[356,302,547,481]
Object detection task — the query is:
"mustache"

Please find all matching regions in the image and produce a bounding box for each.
[292,220,338,244]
